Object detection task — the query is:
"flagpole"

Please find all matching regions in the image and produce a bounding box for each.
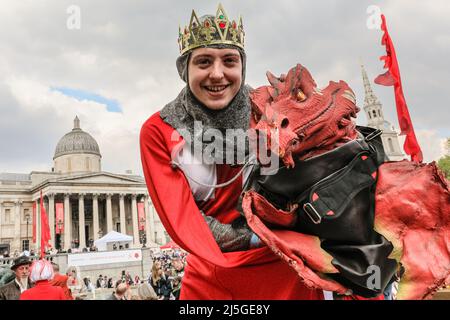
[37,196,41,257]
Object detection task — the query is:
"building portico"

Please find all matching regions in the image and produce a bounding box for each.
[0,117,167,254]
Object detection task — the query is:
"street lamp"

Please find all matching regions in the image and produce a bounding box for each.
[57,219,63,251]
[25,213,30,251]
[140,217,146,248]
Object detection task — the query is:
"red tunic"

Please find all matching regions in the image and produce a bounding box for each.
[140,112,324,300]
[20,280,67,300]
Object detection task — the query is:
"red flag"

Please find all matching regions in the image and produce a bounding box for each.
[374,14,423,163]
[40,191,52,258]
[32,202,36,243]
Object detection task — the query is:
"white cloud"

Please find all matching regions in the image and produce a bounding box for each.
[0,0,448,177]
[415,130,447,163]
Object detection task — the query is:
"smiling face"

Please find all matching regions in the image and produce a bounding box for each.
[188,47,242,110]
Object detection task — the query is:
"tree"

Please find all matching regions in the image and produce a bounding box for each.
[437,155,450,179]
[437,138,450,179]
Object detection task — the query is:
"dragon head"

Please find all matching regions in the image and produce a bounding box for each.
[250,64,360,168]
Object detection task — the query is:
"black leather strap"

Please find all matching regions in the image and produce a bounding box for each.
[298,150,379,224]
[240,126,398,298]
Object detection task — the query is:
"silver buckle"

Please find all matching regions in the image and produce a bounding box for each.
[303,203,322,224]
[365,129,382,142]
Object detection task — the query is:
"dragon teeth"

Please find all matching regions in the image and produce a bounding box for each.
[342,90,356,104]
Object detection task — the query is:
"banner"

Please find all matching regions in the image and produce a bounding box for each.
[55,203,64,234]
[67,249,142,267]
[137,202,145,231]
[32,202,36,243]
[374,14,423,163]
[40,191,51,257]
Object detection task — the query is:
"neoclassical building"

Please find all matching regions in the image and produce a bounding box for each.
[0,117,167,254]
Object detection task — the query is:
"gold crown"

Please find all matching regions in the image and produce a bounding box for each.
[178,3,245,55]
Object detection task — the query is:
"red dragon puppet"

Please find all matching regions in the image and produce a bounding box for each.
[241,64,450,300]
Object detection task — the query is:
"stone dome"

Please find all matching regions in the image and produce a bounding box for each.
[53,116,101,159]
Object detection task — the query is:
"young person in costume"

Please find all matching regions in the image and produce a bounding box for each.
[140,3,324,299]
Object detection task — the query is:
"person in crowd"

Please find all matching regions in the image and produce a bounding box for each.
[96,274,103,288]
[136,282,158,300]
[50,262,73,300]
[20,259,66,300]
[83,277,95,292]
[171,276,182,300]
[107,277,114,288]
[172,257,185,278]
[0,255,33,300]
[150,262,164,298]
[105,282,128,300]
[66,267,79,287]
[125,271,133,285]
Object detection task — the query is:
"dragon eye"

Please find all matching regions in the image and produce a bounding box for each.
[281,118,289,128]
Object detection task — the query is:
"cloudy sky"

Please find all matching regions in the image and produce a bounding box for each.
[0,0,448,176]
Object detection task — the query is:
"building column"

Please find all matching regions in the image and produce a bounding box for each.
[64,194,71,250]
[119,193,126,235]
[106,193,113,232]
[144,195,152,245]
[48,193,55,249]
[33,199,38,251]
[93,193,100,241]
[13,200,22,252]
[149,202,156,243]
[131,195,139,246]
[78,193,86,249]
[36,199,41,252]
[0,201,3,241]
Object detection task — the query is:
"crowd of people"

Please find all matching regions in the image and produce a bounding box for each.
[0,248,187,300]
[91,249,187,300]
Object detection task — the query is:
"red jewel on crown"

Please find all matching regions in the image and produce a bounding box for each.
[219,22,226,29]
[204,20,210,28]
[232,21,237,29]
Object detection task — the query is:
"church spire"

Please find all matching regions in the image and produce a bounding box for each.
[73,116,81,130]
[360,62,405,161]
[361,64,380,107]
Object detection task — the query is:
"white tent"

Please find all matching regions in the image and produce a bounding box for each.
[94,231,133,251]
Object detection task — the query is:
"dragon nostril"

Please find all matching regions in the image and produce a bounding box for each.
[281,118,289,128]
[297,133,305,142]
